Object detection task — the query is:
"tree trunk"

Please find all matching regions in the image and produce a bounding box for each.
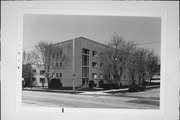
[138,74,141,85]
[42,81,44,88]
[150,76,152,85]
[47,78,50,89]
[132,74,135,85]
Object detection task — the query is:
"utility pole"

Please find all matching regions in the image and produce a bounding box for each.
[72,38,75,91]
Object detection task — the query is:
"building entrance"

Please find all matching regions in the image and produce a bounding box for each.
[82,78,89,87]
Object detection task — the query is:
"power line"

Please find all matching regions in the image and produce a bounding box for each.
[23,46,35,49]
[136,41,160,45]
[119,19,161,29]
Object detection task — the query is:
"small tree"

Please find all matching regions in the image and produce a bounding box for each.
[99,80,104,88]
[126,50,137,86]
[89,80,95,88]
[103,33,137,86]
[23,50,33,64]
[22,63,34,88]
[49,78,62,89]
[31,41,67,88]
[146,50,159,85]
[22,50,34,88]
[134,48,148,86]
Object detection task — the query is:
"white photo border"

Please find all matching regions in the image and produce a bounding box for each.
[1,1,179,120]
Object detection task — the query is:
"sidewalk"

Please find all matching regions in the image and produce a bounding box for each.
[23,85,160,98]
[79,85,160,99]
[23,87,82,94]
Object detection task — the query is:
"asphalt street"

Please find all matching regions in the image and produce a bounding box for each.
[22,89,159,109]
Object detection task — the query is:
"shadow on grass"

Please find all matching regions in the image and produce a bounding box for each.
[76,87,104,91]
[127,98,159,106]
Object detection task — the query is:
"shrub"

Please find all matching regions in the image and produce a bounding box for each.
[120,85,129,89]
[24,78,31,87]
[49,78,62,89]
[128,84,139,92]
[22,81,25,88]
[111,83,119,89]
[139,84,146,91]
[88,80,95,88]
[103,84,111,90]
[98,80,104,88]
[144,81,160,86]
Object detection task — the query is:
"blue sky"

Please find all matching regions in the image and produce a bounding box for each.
[23,14,161,56]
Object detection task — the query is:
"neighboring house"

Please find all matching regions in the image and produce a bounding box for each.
[22,63,46,87]
[31,64,46,87]
[49,37,130,88]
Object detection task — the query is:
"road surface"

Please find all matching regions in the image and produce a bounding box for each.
[22,89,159,109]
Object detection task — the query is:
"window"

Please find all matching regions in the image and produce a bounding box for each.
[59,51,62,56]
[113,56,118,61]
[100,74,103,79]
[52,63,54,68]
[32,77,36,81]
[92,73,97,79]
[59,62,62,67]
[40,78,45,83]
[82,55,89,66]
[100,53,103,57]
[56,73,58,78]
[56,53,59,58]
[92,51,97,56]
[82,48,89,55]
[82,78,89,86]
[82,67,89,77]
[52,53,55,58]
[100,63,103,68]
[82,78,86,86]
[59,73,62,77]
[92,62,97,68]
[68,45,71,50]
[113,75,118,79]
[40,70,45,75]
[56,63,58,68]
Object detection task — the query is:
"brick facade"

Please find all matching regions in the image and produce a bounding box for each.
[50,37,130,88]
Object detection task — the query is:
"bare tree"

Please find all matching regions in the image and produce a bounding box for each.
[103,33,160,91]
[104,33,136,86]
[134,48,149,87]
[22,63,34,88]
[22,50,35,88]
[126,52,137,86]
[44,45,66,88]
[146,50,159,85]
[31,41,67,88]
[101,49,114,84]
[23,50,32,64]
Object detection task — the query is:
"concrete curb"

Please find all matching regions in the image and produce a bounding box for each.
[23,88,82,94]
[23,85,160,96]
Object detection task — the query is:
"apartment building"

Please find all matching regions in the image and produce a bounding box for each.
[31,64,46,87]
[50,37,130,88]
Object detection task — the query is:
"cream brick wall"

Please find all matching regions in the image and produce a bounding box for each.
[75,37,109,86]
[51,37,131,87]
[51,40,73,87]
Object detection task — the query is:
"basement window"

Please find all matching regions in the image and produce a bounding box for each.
[92,73,97,79]
[92,51,97,56]
[92,62,97,68]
